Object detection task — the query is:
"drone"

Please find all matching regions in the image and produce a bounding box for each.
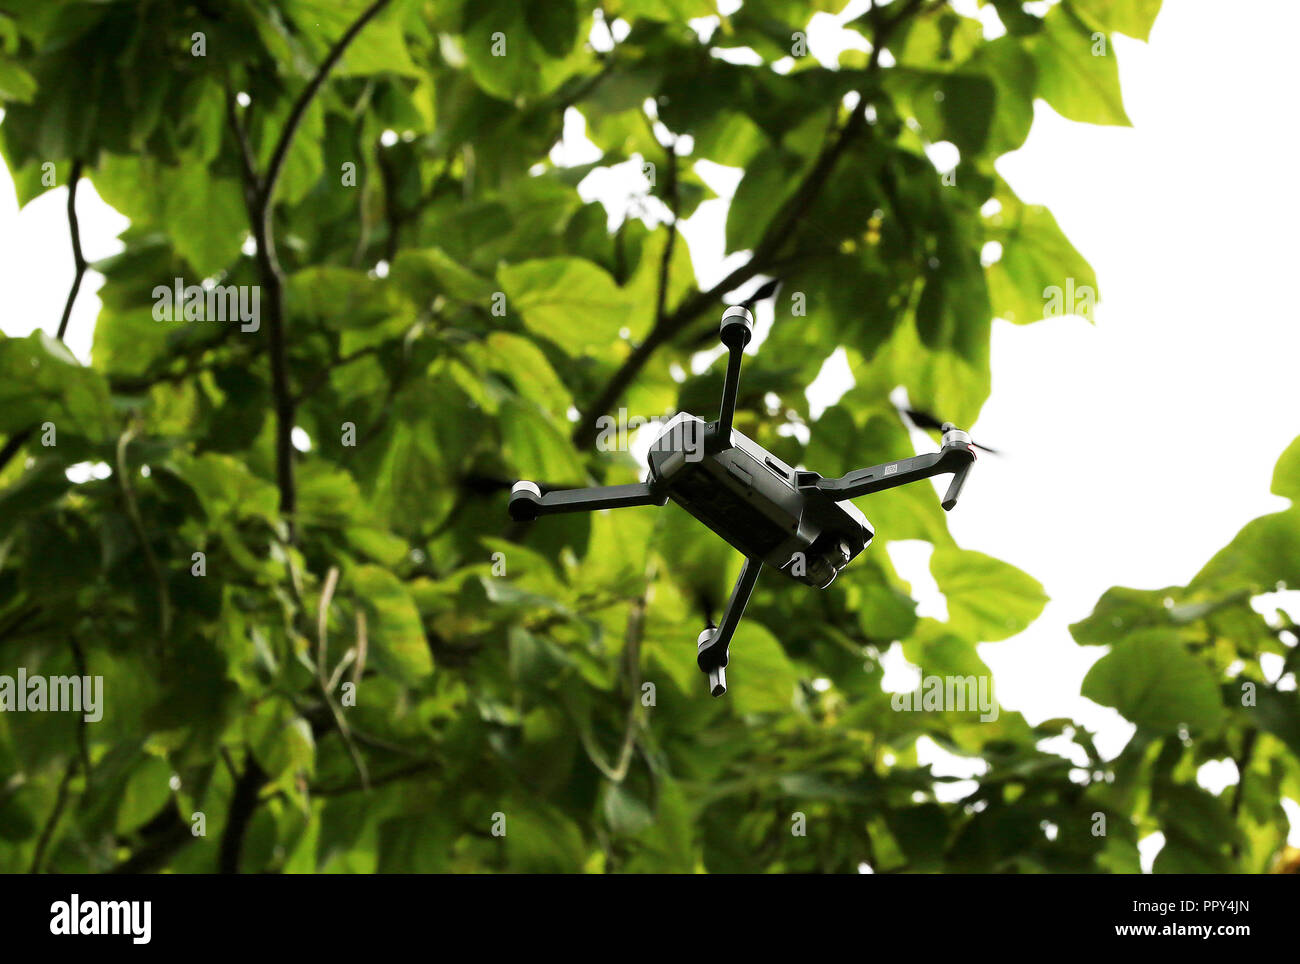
[509,306,978,697]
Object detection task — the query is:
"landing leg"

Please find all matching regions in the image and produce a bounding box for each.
[696,556,762,696]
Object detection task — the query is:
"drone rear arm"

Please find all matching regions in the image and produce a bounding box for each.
[696,556,762,697]
[816,435,975,510]
[509,481,666,521]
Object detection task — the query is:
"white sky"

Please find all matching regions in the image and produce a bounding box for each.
[3,0,1298,863]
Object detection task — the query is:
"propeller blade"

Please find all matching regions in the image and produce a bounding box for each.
[902,407,946,432]
[901,408,1000,455]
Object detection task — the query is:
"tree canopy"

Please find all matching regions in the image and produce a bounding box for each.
[6,0,1287,877]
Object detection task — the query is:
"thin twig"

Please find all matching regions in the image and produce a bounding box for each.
[314,566,369,790]
[262,0,394,215]
[1,160,89,475]
[653,133,680,330]
[55,159,86,341]
[116,422,171,647]
[317,565,340,674]
[29,761,77,873]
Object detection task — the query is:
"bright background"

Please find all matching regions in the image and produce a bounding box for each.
[4,0,1298,866]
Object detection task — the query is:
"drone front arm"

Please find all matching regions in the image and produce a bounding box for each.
[714,306,754,447]
[509,481,667,521]
[815,443,975,510]
[696,556,762,697]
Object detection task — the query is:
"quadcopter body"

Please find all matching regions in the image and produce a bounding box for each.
[645,412,872,590]
[509,306,977,697]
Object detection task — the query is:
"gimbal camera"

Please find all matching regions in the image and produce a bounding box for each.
[509,306,977,697]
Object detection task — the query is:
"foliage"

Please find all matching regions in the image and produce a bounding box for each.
[0,0,1202,874]
[1071,435,1300,874]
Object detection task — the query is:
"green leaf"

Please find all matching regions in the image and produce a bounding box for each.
[730,621,800,715]
[115,755,173,834]
[286,0,420,78]
[1070,586,1178,646]
[93,156,247,276]
[887,9,984,70]
[1070,0,1163,41]
[390,248,496,306]
[470,333,572,418]
[256,95,325,206]
[931,548,1048,642]
[962,37,1037,154]
[1081,628,1226,733]
[0,56,36,102]
[170,452,279,523]
[504,805,588,872]
[1270,434,1300,502]
[498,257,632,357]
[498,398,586,487]
[0,331,115,442]
[461,0,586,99]
[524,0,578,59]
[287,266,406,331]
[891,69,996,158]
[1030,3,1131,126]
[1191,508,1300,596]
[350,565,433,682]
[725,147,805,253]
[987,199,1098,325]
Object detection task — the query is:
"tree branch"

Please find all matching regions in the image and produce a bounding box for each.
[653,139,680,330]
[263,0,393,215]
[209,6,394,873]
[55,159,87,342]
[569,0,926,451]
[29,760,77,873]
[570,105,867,449]
[0,429,31,479]
[218,753,266,874]
[110,809,193,874]
[0,159,89,477]
[224,0,393,535]
[116,421,171,649]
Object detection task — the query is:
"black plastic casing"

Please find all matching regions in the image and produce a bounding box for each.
[647,413,873,588]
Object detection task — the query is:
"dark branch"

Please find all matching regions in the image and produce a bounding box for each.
[29,759,77,873]
[56,159,87,341]
[218,754,267,874]
[262,0,394,214]
[225,0,393,533]
[1,159,90,478]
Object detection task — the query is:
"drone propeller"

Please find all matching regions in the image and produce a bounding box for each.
[902,407,999,455]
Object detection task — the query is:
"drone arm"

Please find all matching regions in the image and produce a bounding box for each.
[697,556,762,697]
[942,459,973,511]
[509,481,666,521]
[717,344,744,441]
[715,306,754,446]
[815,443,975,510]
